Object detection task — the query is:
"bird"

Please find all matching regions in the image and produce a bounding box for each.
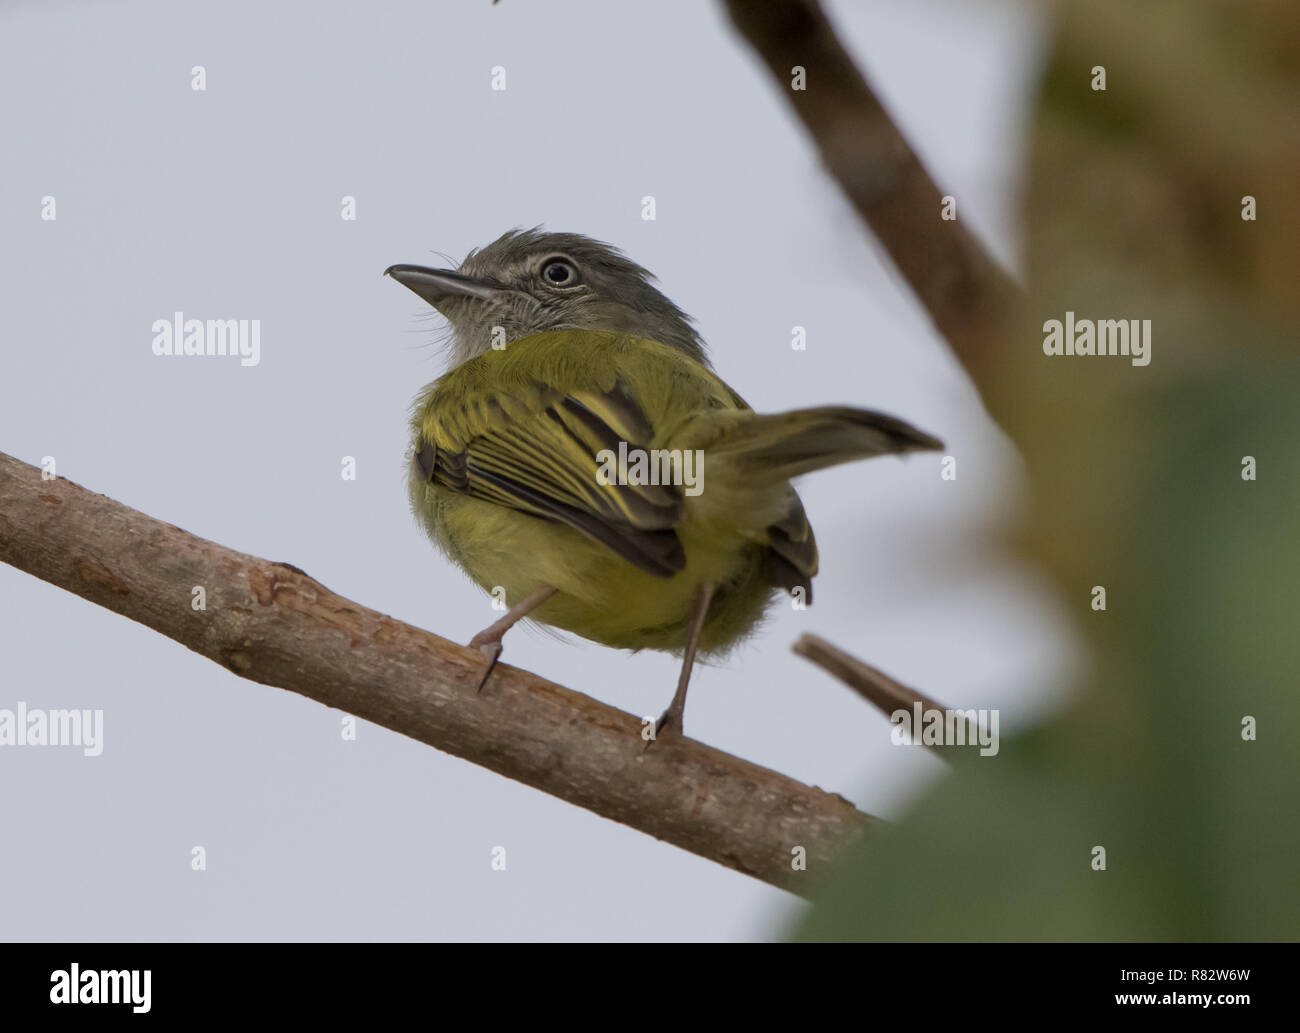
[387,229,941,740]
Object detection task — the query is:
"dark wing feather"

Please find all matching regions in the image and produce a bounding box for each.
[766,489,818,602]
[416,379,686,577]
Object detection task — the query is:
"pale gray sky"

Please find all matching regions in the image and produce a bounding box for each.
[0,0,1068,940]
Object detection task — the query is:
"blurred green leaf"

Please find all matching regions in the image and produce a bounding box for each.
[794,0,1300,941]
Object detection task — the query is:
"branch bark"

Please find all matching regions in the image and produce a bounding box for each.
[0,450,871,896]
[724,0,1018,390]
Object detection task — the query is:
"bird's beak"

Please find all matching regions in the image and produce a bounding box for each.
[384,264,502,308]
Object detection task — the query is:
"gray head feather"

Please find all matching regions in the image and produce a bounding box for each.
[434,228,709,367]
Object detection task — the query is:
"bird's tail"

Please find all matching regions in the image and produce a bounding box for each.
[706,405,942,485]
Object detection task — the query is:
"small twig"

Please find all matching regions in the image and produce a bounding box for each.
[793,633,948,716]
[793,633,989,762]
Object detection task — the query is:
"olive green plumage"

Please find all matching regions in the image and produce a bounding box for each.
[407,327,940,655]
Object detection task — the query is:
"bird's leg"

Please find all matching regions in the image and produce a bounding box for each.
[467,584,558,692]
[650,582,716,744]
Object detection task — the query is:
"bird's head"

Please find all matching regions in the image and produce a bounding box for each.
[386,228,707,366]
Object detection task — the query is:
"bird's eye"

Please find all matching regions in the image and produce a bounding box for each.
[541,258,579,287]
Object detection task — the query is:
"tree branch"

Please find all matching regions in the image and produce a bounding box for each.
[0,450,871,896]
[723,0,1018,387]
[793,633,986,763]
[793,633,948,717]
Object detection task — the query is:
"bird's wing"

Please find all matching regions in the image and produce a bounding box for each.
[414,377,687,577]
[765,489,818,601]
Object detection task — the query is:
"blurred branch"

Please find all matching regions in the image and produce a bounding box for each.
[724,0,1018,394]
[793,633,947,715]
[794,633,985,763]
[0,450,872,896]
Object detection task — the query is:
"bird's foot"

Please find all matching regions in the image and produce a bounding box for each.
[466,631,504,693]
[463,584,558,693]
[644,703,684,750]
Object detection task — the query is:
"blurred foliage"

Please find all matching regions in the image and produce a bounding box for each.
[795,0,1299,939]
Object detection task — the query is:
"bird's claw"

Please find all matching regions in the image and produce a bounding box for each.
[644,706,683,750]
[469,637,503,693]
